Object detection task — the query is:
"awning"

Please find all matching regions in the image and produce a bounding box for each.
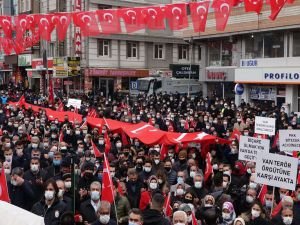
[26,68,53,72]
[0,69,12,72]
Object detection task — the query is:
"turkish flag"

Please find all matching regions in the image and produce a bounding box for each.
[204,152,213,182]
[163,192,172,217]
[14,15,29,41]
[272,131,279,148]
[59,129,64,143]
[244,0,263,14]
[96,9,121,34]
[212,0,234,31]
[189,1,210,32]
[142,6,166,30]
[87,117,103,129]
[0,16,12,38]
[57,102,64,112]
[52,13,72,41]
[269,0,288,20]
[192,212,198,225]
[12,39,25,55]
[34,14,55,41]
[80,120,87,129]
[104,132,111,154]
[0,167,10,203]
[73,11,100,36]
[165,3,188,30]
[118,8,145,33]
[0,37,13,55]
[17,95,26,106]
[92,140,103,158]
[101,154,114,203]
[160,144,169,160]
[229,129,241,141]
[258,184,268,204]
[287,0,294,3]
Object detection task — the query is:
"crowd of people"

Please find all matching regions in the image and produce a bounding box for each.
[0,82,300,225]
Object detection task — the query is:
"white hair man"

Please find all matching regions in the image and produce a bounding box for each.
[173,210,188,225]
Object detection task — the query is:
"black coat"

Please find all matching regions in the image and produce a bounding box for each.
[8,180,35,210]
[142,209,171,225]
[126,180,143,208]
[79,199,98,223]
[24,169,48,207]
[31,199,67,225]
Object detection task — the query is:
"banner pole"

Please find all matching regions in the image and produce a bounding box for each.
[270,186,275,216]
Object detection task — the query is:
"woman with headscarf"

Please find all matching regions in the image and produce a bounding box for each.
[233,218,246,225]
[139,175,159,211]
[218,202,236,225]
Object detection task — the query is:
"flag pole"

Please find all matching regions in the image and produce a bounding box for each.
[270,186,275,216]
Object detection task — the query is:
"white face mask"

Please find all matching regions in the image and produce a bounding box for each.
[91,191,100,201]
[58,189,64,198]
[45,190,55,200]
[144,167,151,173]
[154,159,160,165]
[149,182,158,190]
[222,212,231,220]
[116,143,122,148]
[249,182,257,189]
[65,181,72,189]
[251,209,260,218]
[30,164,39,172]
[187,215,192,223]
[190,171,196,178]
[32,143,38,148]
[282,216,293,225]
[246,195,254,204]
[223,181,228,188]
[176,188,185,196]
[194,181,202,189]
[99,215,110,224]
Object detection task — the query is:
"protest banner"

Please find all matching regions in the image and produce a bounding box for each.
[279,130,300,152]
[254,116,276,136]
[255,152,298,191]
[67,98,82,109]
[238,136,270,162]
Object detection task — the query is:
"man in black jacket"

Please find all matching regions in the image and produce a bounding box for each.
[126,168,143,208]
[142,193,171,225]
[8,166,35,210]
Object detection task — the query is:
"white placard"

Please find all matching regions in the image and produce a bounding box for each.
[67,98,82,109]
[255,153,298,191]
[279,130,300,152]
[238,136,270,162]
[255,116,276,136]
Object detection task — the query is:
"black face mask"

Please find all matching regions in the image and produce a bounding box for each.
[85,172,93,179]
[165,167,172,173]
[184,198,193,204]
[179,159,186,164]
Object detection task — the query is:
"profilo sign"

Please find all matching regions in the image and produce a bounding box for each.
[235,68,300,84]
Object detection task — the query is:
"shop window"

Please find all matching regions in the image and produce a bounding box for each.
[244,34,263,59]
[127,42,138,58]
[293,31,300,57]
[221,41,232,66]
[264,32,284,58]
[98,4,111,9]
[208,41,221,66]
[121,77,130,90]
[178,44,189,60]
[49,43,55,57]
[153,44,164,59]
[98,39,110,57]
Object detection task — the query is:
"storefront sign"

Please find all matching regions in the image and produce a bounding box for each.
[236,68,300,84]
[234,83,244,95]
[32,58,53,70]
[207,71,226,80]
[18,54,32,67]
[255,116,276,136]
[53,58,68,77]
[250,86,276,101]
[255,153,298,190]
[74,0,82,56]
[279,130,300,152]
[67,57,81,76]
[169,64,199,79]
[238,136,270,162]
[87,68,149,77]
[240,59,258,67]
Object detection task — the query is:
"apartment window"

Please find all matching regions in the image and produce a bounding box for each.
[208,39,232,66]
[293,31,300,57]
[98,4,111,9]
[245,34,263,59]
[178,45,189,60]
[98,39,110,56]
[198,45,202,61]
[127,42,138,58]
[264,32,284,58]
[154,44,164,59]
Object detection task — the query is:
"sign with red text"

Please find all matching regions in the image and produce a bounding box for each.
[74,0,82,56]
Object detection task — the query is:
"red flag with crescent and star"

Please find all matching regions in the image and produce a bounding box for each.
[101,154,114,203]
[0,167,10,203]
[189,1,210,32]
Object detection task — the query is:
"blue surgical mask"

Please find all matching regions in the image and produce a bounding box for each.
[53,159,61,166]
[98,174,103,180]
[48,151,54,159]
[177,177,184,184]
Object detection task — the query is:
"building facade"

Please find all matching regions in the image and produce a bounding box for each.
[183,1,300,111]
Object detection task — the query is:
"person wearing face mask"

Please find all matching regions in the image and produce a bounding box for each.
[23,157,48,209]
[56,179,72,211]
[236,188,257,216]
[240,200,270,225]
[46,151,63,178]
[8,167,35,211]
[78,162,98,196]
[262,190,277,220]
[128,208,143,225]
[126,168,143,208]
[272,196,295,224]
[142,193,171,225]
[11,141,29,170]
[31,179,67,225]
[91,201,117,225]
[152,151,164,173]
[188,172,208,202]
[173,210,188,225]
[139,176,159,210]
[272,208,295,225]
[219,202,236,225]
[139,159,154,183]
[233,117,247,132]
[173,150,188,172]
[164,158,177,185]
[80,181,102,223]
